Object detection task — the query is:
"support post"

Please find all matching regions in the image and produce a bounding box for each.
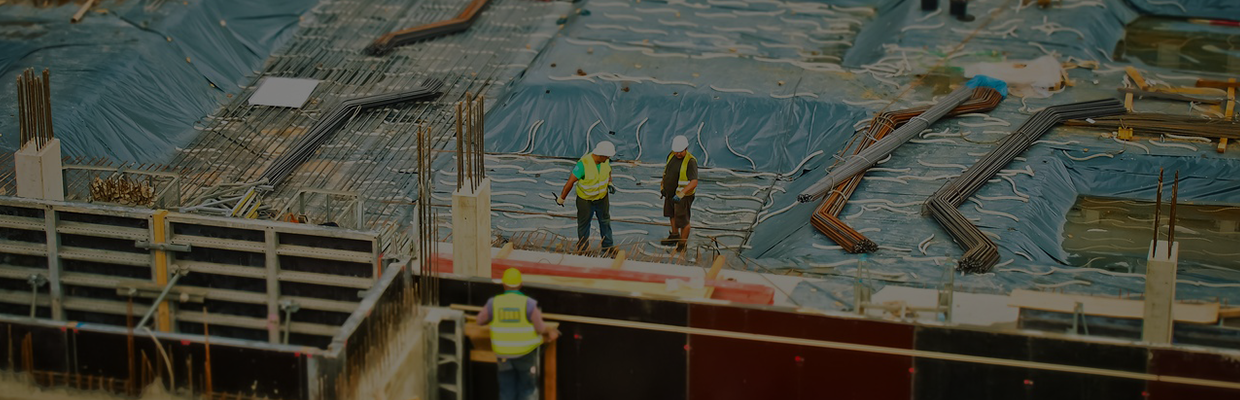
[452,178,492,278]
[1143,239,1178,344]
[151,210,171,331]
[265,229,281,343]
[44,205,63,320]
[15,138,64,201]
[1221,79,1235,153]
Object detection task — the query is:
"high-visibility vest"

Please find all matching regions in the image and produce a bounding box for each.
[666,152,696,196]
[574,153,611,201]
[489,292,541,357]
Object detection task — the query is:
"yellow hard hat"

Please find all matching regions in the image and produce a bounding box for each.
[502,268,522,287]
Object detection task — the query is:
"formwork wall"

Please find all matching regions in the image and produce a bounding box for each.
[440,277,1240,400]
[0,196,382,349]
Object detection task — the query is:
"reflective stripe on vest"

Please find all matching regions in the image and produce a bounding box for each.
[575,153,612,201]
[489,292,541,356]
[666,152,696,196]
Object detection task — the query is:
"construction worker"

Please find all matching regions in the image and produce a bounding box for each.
[477,268,560,400]
[660,135,698,251]
[556,141,616,253]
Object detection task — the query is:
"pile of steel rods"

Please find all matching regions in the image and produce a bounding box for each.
[455,92,485,192]
[16,68,54,150]
[798,84,979,203]
[924,98,1126,273]
[1063,113,1240,139]
[811,88,1004,253]
[365,0,491,55]
[258,78,444,188]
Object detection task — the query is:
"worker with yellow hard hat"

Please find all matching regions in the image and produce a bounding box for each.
[556,140,617,253]
[660,135,698,252]
[477,268,559,400]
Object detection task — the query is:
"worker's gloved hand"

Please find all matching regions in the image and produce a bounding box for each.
[543,327,562,342]
[607,184,616,195]
[673,190,685,202]
[555,196,565,206]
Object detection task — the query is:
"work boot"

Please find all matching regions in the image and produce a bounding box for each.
[661,232,680,246]
[675,238,687,252]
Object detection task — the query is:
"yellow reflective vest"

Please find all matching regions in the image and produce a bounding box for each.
[666,152,696,196]
[575,153,611,201]
[489,291,541,357]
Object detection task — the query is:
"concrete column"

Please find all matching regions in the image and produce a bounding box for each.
[1143,239,1178,344]
[451,178,492,279]
[15,138,64,201]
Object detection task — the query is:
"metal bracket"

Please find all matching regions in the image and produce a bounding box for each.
[134,239,191,252]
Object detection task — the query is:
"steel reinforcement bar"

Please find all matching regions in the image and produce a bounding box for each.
[258,79,444,188]
[798,84,979,203]
[923,98,1126,273]
[364,0,491,56]
[811,88,1004,253]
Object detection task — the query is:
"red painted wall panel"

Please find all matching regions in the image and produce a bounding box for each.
[687,305,913,400]
[1148,348,1240,399]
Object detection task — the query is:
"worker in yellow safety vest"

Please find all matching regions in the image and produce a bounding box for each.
[556,141,617,253]
[660,136,698,252]
[477,268,559,400]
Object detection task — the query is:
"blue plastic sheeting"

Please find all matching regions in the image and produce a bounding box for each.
[476,0,1240,308]
[0,0,314,162]
[1125,0,1240,19]
[483,0,885,172]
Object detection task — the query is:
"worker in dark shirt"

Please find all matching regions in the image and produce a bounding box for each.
[477,268,559,400]
[660,135,698,252]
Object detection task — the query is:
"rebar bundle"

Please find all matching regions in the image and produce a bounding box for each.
[798,84,980,203]
[258,79,444,188]
[1063,113,1240,139]
[456,92,485,192]
[924,98,1126,273]
[415,124,439,306]
[365,0,491,56]
[811,88,1004,253]
[16,68,54,150]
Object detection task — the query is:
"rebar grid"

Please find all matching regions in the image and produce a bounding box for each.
[169,0,559,231]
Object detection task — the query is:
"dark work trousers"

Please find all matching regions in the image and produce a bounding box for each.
[575,195,614,250]
[496,349,539,400]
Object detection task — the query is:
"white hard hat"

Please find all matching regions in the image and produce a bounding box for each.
[671,135,689,152]
[593,141,616,157]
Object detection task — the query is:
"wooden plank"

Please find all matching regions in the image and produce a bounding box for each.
[1196,78,1240,89]
[610,250,626,269]
[545,339,557,400]
[1220,308,1240,319]
[1126,66,1148,90]
[1118,87,1224,104]
[495,242,514,259]
[706,255,726,280]
[1224,82,1235,154]
[1008,289,1219,324]
[522,274,711,300]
